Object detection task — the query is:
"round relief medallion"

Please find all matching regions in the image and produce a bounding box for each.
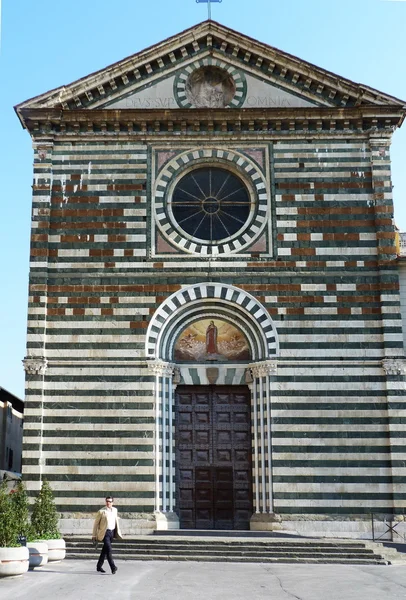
[154,149,268,255]
[185,66,236,108]
[174,59,247,109]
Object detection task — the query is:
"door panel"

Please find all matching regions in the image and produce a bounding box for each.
[195,467,213,529]
[175,385,253,530]
[213,467,234,530]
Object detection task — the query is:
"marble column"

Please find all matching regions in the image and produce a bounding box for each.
[249,360,282,531]
[148,360,179,530]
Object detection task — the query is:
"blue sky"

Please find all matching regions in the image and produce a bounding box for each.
[1,0,405,398]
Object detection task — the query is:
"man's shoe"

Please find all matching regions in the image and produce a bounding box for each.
[97,567,106,573]
[111,567,117,574]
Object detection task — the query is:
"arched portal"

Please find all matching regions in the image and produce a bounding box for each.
[146,282,279,361]
[146,283,279,530]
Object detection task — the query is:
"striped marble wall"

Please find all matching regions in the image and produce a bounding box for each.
[22,135,406,535]
[399,262,406,353]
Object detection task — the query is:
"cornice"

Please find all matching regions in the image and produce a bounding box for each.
[20,105,403,140]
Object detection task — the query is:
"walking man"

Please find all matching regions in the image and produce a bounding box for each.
[92,496,122,574]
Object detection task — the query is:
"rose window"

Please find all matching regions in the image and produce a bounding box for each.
[170,167,252,243]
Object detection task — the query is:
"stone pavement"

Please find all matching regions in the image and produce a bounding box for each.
[2,560,406,600]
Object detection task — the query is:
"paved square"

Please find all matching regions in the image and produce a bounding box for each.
[2,560,406,600]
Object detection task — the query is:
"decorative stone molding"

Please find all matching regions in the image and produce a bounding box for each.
[147,360,175,377]
[146,282,278,360]
[173,367,182,385]
[244,368,253,384]
[22,356,48,375]
[18,107,402,138]
[382,359,406,376]
[33,141,54,161]
[177,365,246,386]
[153,147,268,256]
[250,512,283,531]
[369,137,392,148]
[16,22,403,116]
[251,360,278,378]
[154,511,180,531]
[173,60,247,109]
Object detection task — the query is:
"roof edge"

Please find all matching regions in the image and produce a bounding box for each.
[14,20,406,115]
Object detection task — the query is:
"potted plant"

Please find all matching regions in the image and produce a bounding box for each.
[0,480,29,577]
[30,479,65,562]
[11,481,48,569]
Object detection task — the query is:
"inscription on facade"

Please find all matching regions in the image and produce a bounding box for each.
[124,97,178,108]
[124,96,296,108]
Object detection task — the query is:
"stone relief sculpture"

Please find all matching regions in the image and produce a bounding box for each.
[186,66,236,108]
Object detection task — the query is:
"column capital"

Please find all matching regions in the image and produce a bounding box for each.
[32,141,54,160]
[382,358,406,376]
[369,135,393,147]
[147,359,175,377]
[22,356,48,375]
[250,360,278,378]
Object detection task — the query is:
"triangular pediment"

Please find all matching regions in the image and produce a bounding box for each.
[16,20,405,116]
[103,58,318,110]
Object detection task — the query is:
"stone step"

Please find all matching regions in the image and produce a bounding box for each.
[66,552,387,565]
[67,544,379,555]
[153,530,303,538]
[64,535,392,564]
[65,537,372,549]
[68,546,380,556]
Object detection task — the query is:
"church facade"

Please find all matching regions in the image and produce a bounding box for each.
[16,21,406,537]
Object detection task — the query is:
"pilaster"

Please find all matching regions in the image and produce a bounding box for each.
[148,360,179,530]
[28,141,54,355]
[369,137,404,358]
[22,356,48,483]
[248,360,281,530]
[383,358,406,517]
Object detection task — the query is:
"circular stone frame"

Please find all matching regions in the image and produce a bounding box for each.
[170,166,252,243]
[154,148,269,256]
[174,58,247,109]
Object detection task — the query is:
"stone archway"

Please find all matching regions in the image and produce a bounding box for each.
[146,283,279,530]
[146,282,278,361]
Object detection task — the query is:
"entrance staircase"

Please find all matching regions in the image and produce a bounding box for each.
[64,531,405,565]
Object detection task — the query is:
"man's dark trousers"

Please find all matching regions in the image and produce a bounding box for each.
[97,529,116,571]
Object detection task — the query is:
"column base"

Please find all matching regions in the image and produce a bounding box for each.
[154,511,180,531]
[250,512,284,532]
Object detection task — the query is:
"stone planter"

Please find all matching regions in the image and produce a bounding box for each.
[46,538,66,562]
[27,541,48,569]
[0,546,29,577]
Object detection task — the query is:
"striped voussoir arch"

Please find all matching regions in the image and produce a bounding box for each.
[154,147,269,255]
[146,282,279,360]
[173,57,247,109]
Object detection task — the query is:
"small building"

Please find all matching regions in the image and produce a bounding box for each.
[15,20,406,538]
[0,388,24,475]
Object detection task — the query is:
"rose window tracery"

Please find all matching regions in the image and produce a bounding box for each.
[171,167,251,243]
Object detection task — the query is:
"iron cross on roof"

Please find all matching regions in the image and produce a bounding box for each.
[196,0,223,20]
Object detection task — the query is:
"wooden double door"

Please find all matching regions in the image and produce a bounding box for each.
[175,385,253,530]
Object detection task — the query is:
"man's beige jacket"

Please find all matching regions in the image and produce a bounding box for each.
[92,506,123,542]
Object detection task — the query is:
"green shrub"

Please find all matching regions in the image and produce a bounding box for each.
[30,480,61,540]
[0,480,19,547]
[11,481,31,541]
